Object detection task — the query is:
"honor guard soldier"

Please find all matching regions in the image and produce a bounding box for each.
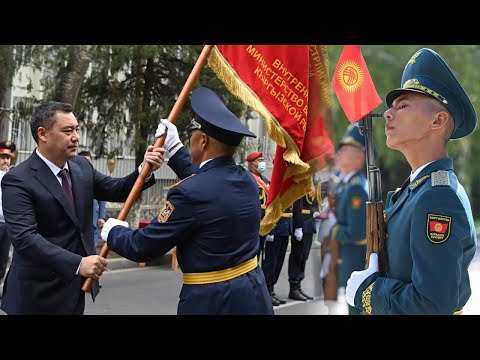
[0,140,16,298]
[330,123,369,315]
[346,48,477,315]
[286,183,318,301]
[262,200,302,305]
[246,151,270,262]
[102,87,274,315]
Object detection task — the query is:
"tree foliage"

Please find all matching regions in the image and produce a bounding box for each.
[2,45,480,218]
[328,45,480,217]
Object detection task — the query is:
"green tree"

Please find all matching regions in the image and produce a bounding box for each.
[328,45,480,218]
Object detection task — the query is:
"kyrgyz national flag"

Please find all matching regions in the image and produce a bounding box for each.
[209,45,334,234]
[429,221,448,234]
[331,45,382,123]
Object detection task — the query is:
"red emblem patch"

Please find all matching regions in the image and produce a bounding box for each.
[426,214,451,243]
[351,196,363,209]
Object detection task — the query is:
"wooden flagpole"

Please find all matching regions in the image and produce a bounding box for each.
[82,45,214,293]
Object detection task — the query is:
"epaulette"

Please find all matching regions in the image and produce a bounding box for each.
[169,174,196,190]
[350,175,360,185]
[408,175,430,191]
[431,170,450,187]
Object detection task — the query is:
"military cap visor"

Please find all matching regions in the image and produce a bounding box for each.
[190,87,256,146]
[0,140,16,157]
[385,48,477,140]
[339,123,366,151]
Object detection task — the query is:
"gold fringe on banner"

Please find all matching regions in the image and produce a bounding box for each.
[208,47,309,174]
[209,46,320,235]
[260,176,313,235]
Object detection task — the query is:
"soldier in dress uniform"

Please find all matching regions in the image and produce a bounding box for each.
[246,151,270,262]
[0,140,16,297]
[346,48,477,315]
[101,87,274,315]
[261,200,302,305]
[330,123,369,315]
[287,183,319,301]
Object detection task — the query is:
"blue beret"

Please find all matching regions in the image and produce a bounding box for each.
[386,48,477,140]
[188,87,256,146]
[339,123,366,151]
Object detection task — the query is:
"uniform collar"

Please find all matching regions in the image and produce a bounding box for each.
[413,157,453,181]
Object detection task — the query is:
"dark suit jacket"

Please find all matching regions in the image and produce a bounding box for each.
[0,150,155,315]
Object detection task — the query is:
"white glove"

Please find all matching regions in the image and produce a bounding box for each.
[345,253,379,306]
[155,119,182,156]
[101,218,129,242]
[320,252,331,279]
[294,228,303,241]
[266,234,275,242]
[313,211,320,219]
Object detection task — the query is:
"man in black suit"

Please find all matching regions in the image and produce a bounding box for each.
[0,101,164,315]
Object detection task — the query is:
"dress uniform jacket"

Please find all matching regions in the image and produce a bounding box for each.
[354,158,476,314]
[287,194,316,285]
[107,146,274,315]
[1,151,155,315]
[332,169,368,289]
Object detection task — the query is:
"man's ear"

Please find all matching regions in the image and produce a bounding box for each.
[37,127,47,142]
[201,132,209,149]
[432,111,449,129]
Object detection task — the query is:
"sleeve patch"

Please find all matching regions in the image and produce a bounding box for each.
[157,201,175,223]
[426,214,451,243]
[351,196,363,209]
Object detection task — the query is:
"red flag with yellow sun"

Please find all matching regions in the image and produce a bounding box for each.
[331,45,382,123]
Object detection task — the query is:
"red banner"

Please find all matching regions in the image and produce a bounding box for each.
[331,45,382,123]
[209,45,334,234]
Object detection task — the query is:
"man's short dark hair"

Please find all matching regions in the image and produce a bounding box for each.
[30,102,73,144]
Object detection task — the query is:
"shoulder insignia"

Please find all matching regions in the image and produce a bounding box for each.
[350,176,360,185]
[351,196,363,209]
[431,170,450,187]
[169,174,195,190]
[259,189,267,206]
[426,213,451,243]
[408,175,430,191]
[157,200,175,223]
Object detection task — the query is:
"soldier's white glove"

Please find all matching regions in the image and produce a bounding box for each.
[313,211,320,219]
[155,119,182,156]
[294,228,303,241]
[345,253,379,306]
[101,218,129,242]
[266,234,275,242]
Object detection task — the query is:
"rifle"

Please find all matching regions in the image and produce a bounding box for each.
[320,171,340,301]
[358,114,388,276]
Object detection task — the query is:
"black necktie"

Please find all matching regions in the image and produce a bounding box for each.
[58,169,75,210]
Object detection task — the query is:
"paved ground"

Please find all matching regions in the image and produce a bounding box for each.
[1,242,479,315]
